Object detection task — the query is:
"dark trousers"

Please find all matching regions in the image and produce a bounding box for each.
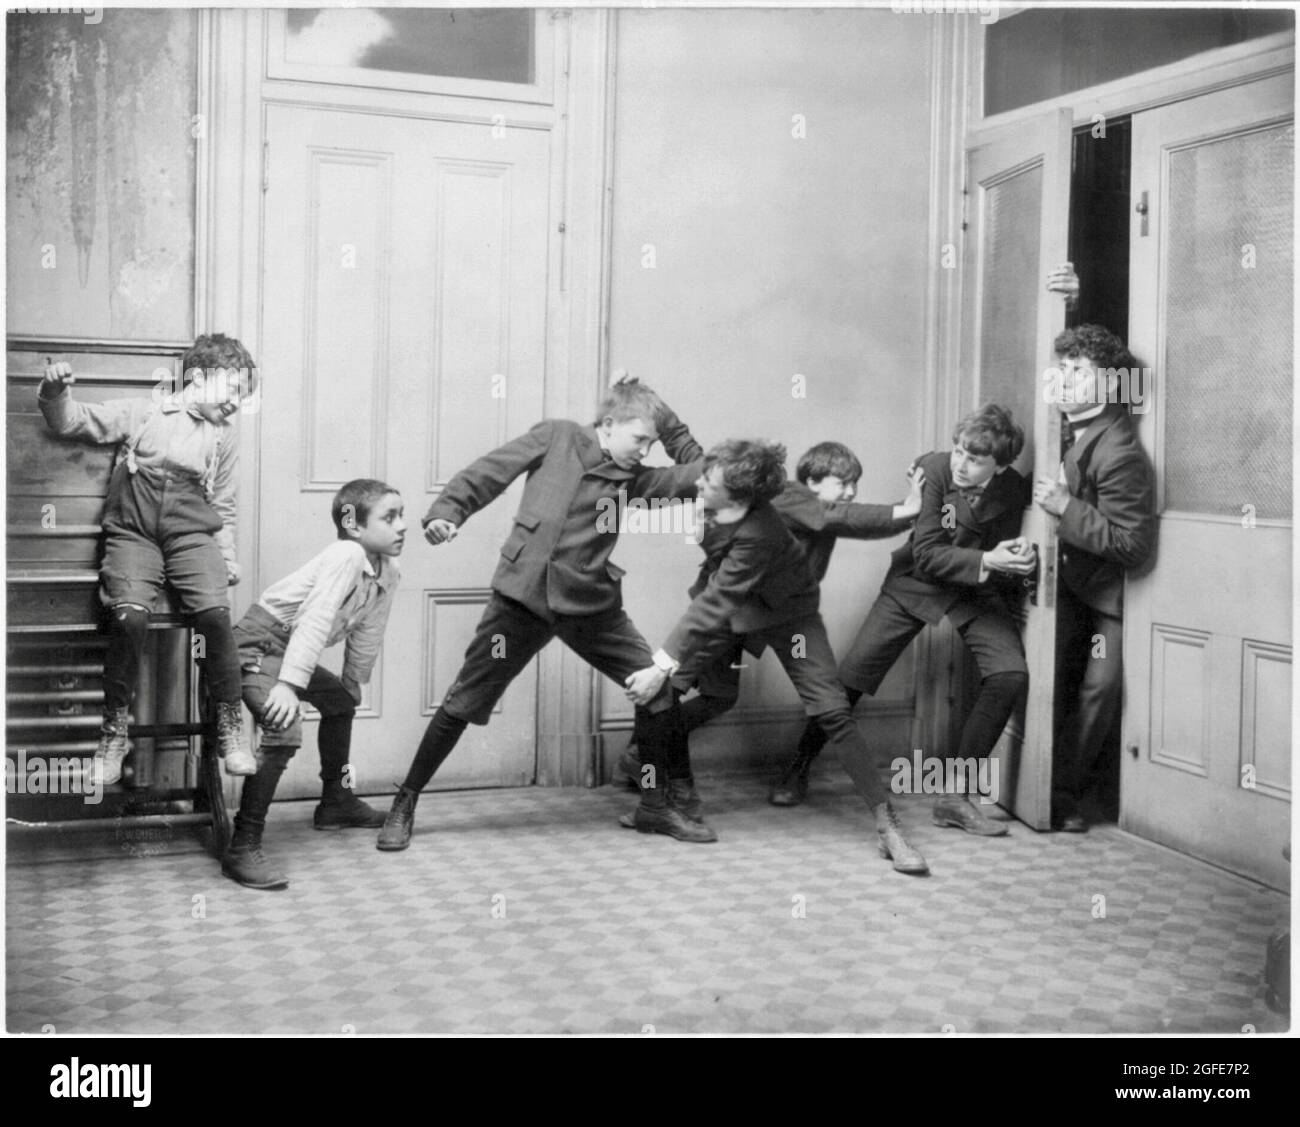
[99,463,239,708]
[232,605,357,772]
[403,593,673,792]
[672,611,890,809]
[1051,583,1123,816]
[627,642,743,746]
[792,587,1028,782]
[230,604,359,825]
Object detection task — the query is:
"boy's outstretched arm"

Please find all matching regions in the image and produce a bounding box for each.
[629,396,706,501]
[422,420,554,531]
[817,463,924,539]
[610,371,705,465]
[37,360,146,445]
[655,399,705,465]
[894,461,926,523]
[625,535,771,705]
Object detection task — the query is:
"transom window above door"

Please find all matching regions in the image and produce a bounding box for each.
[267,7,554,104]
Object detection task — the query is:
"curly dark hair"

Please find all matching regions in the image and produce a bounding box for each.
[796,441,862,486]
[952,404,1024,467]
[704,439,788,507]
[1053,323,1132,372]
[182,333,258,397]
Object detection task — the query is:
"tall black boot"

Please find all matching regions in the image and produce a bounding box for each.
[96,604,148,786]
[221,751,291,889]
[377,786,419,852]
[195,607,256,776]
[374,709,468,852]
[617,694,734,789]
[620,697,716,843]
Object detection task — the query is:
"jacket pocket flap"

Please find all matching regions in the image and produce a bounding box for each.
[514,511,542,531]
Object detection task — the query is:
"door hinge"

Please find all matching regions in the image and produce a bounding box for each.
[262,141,270,194]
[1136,189,1148,237]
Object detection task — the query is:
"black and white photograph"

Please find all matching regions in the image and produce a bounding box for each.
[2,0,1294,1062]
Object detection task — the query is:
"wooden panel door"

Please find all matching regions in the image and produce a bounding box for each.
[259,103,550,799]
[958,109,1072,828]
[1125,73,1292,889]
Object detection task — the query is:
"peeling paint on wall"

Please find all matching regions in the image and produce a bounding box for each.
[6,10,196,340]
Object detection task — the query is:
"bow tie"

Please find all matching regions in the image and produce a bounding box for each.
[957,486,985,511]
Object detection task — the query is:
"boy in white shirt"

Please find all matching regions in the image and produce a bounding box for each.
[222,479,406,889]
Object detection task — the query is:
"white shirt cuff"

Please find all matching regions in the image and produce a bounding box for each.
[652,649,680,674]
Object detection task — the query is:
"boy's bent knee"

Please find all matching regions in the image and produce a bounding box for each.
[257,720,303,751]
[809,704,855,733]
[317,698,357,721]
[109,604,150,635]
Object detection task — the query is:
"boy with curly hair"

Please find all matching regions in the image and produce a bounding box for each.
[624,439,929,872]
[616,440,922,794]
[1035,319,1155,832]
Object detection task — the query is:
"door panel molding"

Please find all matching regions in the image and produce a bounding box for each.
[426,158,515,491]
[1148,623,1212,776]
[1239,638,1291,801]
[300,146,393,490]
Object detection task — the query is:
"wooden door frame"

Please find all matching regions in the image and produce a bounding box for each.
[966,22,1295,137]
[950,110,1072,829]
[937,16,1294,789]
[912,15,971,761]
[199,8,617,788]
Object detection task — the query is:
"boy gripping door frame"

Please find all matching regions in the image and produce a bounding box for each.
[957,108,1072,828]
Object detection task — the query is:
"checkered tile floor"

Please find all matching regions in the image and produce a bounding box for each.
[6,775,1290,1034]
